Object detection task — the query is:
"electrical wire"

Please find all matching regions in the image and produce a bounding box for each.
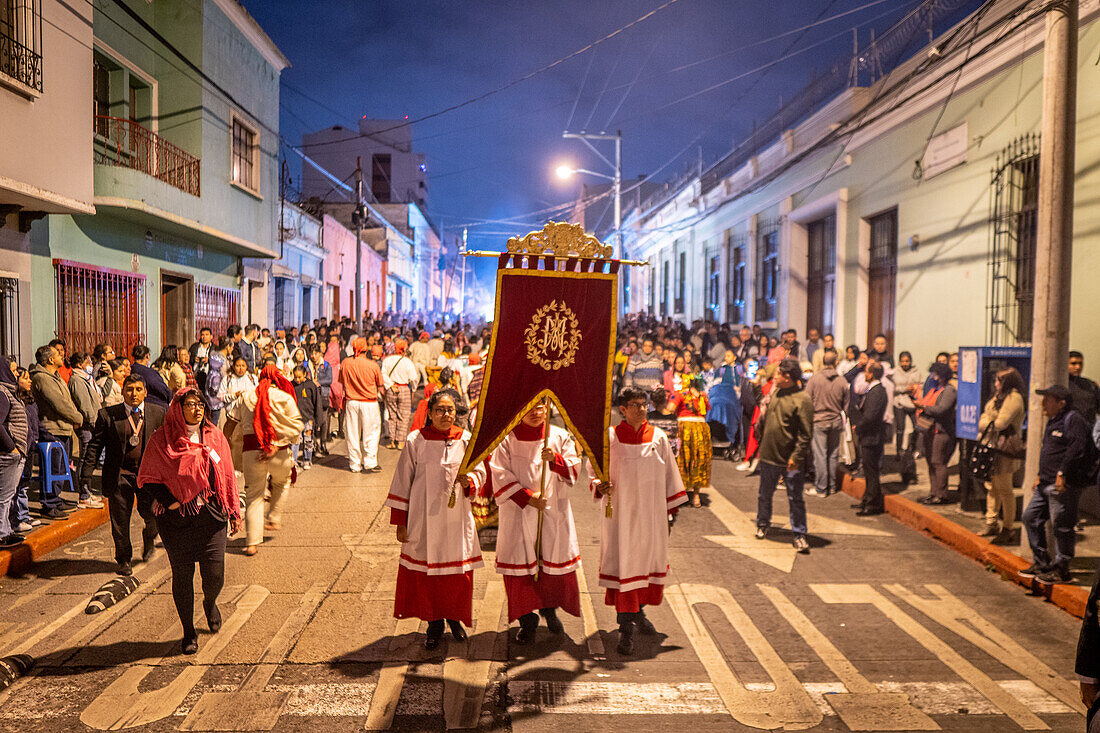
[301,0,684,148]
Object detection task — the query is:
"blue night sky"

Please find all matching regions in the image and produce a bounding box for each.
[243,0,981,283]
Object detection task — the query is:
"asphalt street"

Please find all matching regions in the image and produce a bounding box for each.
[0,437,1087,732]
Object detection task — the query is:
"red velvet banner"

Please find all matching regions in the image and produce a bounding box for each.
[461,264,617,481]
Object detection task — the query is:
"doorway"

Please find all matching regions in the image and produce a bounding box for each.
[161,271,194,349]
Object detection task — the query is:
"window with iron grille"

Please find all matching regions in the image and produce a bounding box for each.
[0,0,43,93]
[648,265,655,316]
[707,251,720,322]
[54,260,146,357]
[93,54,112,137]
[725,230,748,325]
[867,208,898,348]
[675,249,686,314]
[231,115,259,192]
[807,214,836,337]
[0,276,19,365]
[755,219,781,322]
[195,283,240,339]
[988,134,1040,344]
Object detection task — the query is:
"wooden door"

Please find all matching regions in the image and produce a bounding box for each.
[866,209,897,349]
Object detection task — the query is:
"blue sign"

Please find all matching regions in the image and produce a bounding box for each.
[955,346,1031,440]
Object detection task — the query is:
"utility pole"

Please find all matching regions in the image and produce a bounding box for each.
[461,227,468,320]
[354,157,364,334]
[1022,0,1077,541]
[562,129,622,307]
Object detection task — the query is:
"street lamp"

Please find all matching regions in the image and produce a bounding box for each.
[559,129,624,307]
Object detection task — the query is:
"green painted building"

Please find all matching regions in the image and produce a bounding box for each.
[12,0,287,359]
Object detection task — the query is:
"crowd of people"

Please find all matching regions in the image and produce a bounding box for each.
[2,309,1098,657]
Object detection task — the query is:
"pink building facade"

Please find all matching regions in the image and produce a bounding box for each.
[322,214,386,321]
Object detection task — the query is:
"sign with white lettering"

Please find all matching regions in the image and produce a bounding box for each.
[923,122,968,179]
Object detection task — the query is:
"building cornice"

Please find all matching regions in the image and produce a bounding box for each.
[210,0,290,71]
[0,176,96,216]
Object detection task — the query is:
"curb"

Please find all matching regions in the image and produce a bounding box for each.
[0,506,109,577]
[841,472,1090,618]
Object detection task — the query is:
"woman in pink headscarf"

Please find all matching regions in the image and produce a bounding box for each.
[138,388,241,655]
[325,334,344,441]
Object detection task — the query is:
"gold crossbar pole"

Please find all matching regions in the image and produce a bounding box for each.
[462,250,649,266]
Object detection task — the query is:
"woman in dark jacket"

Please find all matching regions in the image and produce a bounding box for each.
[918,361,958,505]
[292,364,321,469]
[0,360,29,546]
[137,388,242,655]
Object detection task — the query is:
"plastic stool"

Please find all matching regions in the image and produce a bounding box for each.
[36,441,74,497]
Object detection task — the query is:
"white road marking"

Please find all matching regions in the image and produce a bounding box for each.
[886,583,1087,715]
[180,581,328,731]
[3,577,64,612]
[442,552,506,729]
[364,616,421,730]
[80,584,269,730]
[0,678,1077,720]
[574,560,606,658]
[758,584,939,731]
[812,583,1050,731]
[666,583,822,730]
[704,489,798,572]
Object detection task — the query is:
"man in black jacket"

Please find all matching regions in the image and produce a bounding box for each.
[1021,384,1095,585]
[130,344,172,408]
[1076,569,1100,728]
[848,361,889,516]
[80,374,166,575]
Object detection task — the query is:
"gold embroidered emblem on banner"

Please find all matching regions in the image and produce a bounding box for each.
[525,300,581,371]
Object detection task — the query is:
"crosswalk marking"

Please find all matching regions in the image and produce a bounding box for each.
[757,584,939,731]
[812,583,1051,731]
[667,582,822,730]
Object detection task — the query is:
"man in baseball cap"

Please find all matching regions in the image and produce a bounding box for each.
[1021,383,1095,584]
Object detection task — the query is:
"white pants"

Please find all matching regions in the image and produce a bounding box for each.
[345,399,381,470]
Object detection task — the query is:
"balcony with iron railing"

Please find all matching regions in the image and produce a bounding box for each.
[94,116,201,197]
[0,0,43,94]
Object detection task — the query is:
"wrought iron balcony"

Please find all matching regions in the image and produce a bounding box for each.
[0,24,42,93]
[94,116,201,197]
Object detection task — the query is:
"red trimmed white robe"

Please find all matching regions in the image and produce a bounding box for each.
[594,421,687,613]
[490,421,582,622]
[386,424,485,626]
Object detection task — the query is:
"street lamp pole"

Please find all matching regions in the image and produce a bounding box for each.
[561,129,624,307]
[354,157,363,333]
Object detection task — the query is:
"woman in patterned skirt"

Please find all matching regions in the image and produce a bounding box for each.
[677,376,712,507]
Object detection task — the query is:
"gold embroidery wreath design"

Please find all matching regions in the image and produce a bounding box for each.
[524,300,582,371]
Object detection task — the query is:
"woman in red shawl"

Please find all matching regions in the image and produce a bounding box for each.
[138,388,241,655]
[325,334,344,440]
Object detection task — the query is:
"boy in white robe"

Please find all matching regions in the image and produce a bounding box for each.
[594,386,688,655]
[386,388,485,650]
[490,400,582,645]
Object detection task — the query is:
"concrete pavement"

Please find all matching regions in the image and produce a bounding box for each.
[0,440,1088,731]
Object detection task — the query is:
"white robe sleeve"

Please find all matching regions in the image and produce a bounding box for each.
[386,434,417,514]
[489,439,528,505]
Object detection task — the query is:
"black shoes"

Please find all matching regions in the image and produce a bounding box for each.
[425,619,445,650]
[142,544,155,563]
[117,561,133,576]
[617,622,634,656]
[367,466,383,474]
[540,608,564,635]
[754,526,767,540]
[856,508,884,517]
[182,635,198,655]
[206,604,222,633]
[1018,563,1044,578]
[918,496,951,506]
[1036,568,1072,585]
[40,507,67,520]
[447,619,467,642]
[635,613,657,636]
[515,613,539,645]
[0,534,25,548]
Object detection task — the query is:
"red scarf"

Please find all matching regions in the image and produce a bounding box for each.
[420,423,463,441]
[255,364,295,453]
[138,388,239,519]
[512,420,546,442]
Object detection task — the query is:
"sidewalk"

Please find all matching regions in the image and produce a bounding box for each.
[841,444,1095,618]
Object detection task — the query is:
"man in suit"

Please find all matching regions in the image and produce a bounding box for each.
[130,344,171,408]
[80,374,166,575]
[849,360,889,516]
